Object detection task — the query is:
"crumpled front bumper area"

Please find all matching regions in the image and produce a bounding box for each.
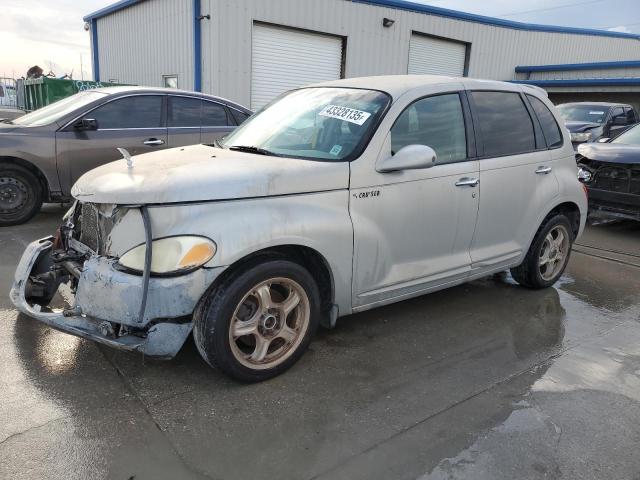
[10,238,223,358]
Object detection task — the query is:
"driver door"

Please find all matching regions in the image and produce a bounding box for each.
[349,90,480,310]
[55,94,167,193]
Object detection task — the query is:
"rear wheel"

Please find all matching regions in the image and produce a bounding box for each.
[193,259,320,382]
[0,164,43,226]
[511,214,573,289]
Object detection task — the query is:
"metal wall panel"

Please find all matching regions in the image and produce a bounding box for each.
[200,0,640,106]
[97,0,194,89]
[95,0,640,107]
[251,24,343,109]
[408,34,466,76]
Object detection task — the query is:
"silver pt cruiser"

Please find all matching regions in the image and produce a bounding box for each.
[11,76,587,382]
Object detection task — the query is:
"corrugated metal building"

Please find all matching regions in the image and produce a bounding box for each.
[84,0,640,110]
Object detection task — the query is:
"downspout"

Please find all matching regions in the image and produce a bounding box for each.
[91,18,100,82]
[193,0,202,92]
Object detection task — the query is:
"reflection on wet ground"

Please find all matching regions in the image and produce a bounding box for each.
[1,208,639,480]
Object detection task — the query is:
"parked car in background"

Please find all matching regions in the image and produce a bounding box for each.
[577,123,640,221]
[0,87,251,226]
[11,76,586,382]
[556,102,637,149]
[0,82,17,108]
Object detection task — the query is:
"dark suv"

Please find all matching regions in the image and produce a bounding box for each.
[0,87,251,226]
[556,102,637,149]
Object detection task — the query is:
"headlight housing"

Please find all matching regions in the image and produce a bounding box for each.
[571,132,592,143]
[577,167,592,183]
[117,236,217,275]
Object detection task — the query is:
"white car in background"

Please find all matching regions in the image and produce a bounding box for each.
[0,82,17,108]
[11,75,587,382]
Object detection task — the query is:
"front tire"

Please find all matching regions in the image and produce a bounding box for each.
[511,214,574,289]
[0,164,43,226]
[193,259,320,382]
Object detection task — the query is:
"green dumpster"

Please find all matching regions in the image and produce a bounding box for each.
[22,78,131,111]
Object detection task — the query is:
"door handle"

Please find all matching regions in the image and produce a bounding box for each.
[535,166,552,175]
[455,177,479,187]
[143,138,165,146]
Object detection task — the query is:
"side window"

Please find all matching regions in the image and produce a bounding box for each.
[470,91,535,157]
[230,109,250,125]
[87,95,163,129]
[391,93,467,164]
[624,107,636,124]
[202,101,228,126]
[527,95,563,148]
[610,107,625,123]
[0,86,4,97]
[169,96,201,127]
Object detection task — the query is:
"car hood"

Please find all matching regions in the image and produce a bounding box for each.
[577,142,640,164]
[71,144,350,204]
[0,122,21,133]
[564,121,601,133]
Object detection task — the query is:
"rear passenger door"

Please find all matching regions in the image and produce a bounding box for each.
[167,96,237,147]
[201,100,236,144]
[467,89,559,271]
[167,95,202,147]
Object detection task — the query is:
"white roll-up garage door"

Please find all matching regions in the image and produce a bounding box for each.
[408,34,467,77]
[251,24,343,110]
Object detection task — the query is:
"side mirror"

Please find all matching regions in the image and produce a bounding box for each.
[598,137,609,143]
[612,116,626,126]
[377,144,437,173]
[73,118,97,131]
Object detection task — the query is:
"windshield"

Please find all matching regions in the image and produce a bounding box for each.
[12,90,107,127]
[221,87,390,161]
[611,123,640,144]
[556,104,609,124]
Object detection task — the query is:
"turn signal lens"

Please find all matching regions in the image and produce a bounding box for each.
[118,236,217,275]
[178,242,216,269]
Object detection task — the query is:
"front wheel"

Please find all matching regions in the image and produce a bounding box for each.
[0,164,43,226]
[511,215,574,289]
[193,259,320,382]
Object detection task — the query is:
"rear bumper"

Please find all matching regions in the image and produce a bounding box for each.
[10,238,224,358]
[587,188,640,221]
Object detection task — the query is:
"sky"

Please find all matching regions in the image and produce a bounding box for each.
[2,0,639,80]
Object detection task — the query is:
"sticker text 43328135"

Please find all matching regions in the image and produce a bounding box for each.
[319,105,372,126]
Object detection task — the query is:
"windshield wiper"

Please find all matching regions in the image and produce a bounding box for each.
[229,145,279,156]
[0,119,13,124]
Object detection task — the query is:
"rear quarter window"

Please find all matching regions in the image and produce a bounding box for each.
[470,91,536,157]
[527,95,563,148]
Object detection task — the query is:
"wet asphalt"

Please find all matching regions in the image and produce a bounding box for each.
[1,204,639,480]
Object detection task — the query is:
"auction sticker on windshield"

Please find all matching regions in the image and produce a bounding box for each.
[319,105,372,125]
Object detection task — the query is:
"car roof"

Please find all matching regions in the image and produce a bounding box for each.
[308,75,539,100]
[92,86,251,112]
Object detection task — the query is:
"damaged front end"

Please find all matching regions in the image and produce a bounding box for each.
[10,202,223,358]
[577,144,640,222]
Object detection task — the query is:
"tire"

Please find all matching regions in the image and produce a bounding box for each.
[0,164,43,226]
[510,214,574,289]
[193,259,321,382]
